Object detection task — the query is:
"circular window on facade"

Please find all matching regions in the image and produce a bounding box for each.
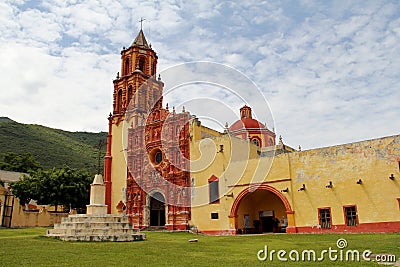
[155,151,163,164]
[252,138,260,147]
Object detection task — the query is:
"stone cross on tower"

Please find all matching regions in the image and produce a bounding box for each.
[139,17,145,30]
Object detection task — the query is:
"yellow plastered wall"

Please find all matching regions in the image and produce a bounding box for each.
[289,135,400,228]
[110,122,127,214]
[190,119,294,231]
[191,132,400,232]
[190,118,222,142]
[0,188,68,228]
[190,154,294,232]
[190,130,254,231]
[10,205,68,228]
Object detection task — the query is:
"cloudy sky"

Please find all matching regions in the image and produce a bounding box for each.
[0,0,399,150]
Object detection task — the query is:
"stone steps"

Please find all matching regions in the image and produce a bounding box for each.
[53,222,134,229]
[51,234,144,242]
[48,228,138,235]
[144,226,167,231]
[61,214,129,223]
[46,214,146,242]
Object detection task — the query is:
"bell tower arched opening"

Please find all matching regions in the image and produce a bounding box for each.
[124,58,130,75]
[138,57,145,72]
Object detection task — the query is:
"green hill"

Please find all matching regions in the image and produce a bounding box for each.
[0,117,107,174]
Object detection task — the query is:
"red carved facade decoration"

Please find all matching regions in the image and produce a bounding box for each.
[126,105,191,230]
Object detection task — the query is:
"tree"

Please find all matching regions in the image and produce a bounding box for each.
[8,174,35,206]
[10,166,92,212]
[0,152,41,172]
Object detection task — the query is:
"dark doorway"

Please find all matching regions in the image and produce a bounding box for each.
[260,210,274,233]
[150,192,165,227]
[261,216,274,233]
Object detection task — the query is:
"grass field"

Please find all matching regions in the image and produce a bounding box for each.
[0,228,399,266]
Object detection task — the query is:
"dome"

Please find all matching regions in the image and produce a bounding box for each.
[228,105,266,131]
[229,118,266,131]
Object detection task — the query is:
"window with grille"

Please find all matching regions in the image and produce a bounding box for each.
[318,208,331,229]
[344,206,357,226]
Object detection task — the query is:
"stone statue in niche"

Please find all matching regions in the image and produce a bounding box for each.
[152,170,159,183]
[177,188,184,205]
[154,129,159,138]
[133,193,139,206]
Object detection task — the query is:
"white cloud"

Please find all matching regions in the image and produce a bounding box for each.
[18,9,62,43]
[0,0,398,150]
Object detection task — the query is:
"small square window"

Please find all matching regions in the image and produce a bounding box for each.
[318,208,331,229]
[344,206,358,226]
[211,213,219,219]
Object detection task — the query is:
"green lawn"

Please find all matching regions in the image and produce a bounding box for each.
[0,228,399,266]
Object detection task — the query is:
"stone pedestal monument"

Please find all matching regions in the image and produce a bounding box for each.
[86,174,108,215]
[46,174,145,242]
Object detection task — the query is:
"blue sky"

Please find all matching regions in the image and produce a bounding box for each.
[0,0,399,149]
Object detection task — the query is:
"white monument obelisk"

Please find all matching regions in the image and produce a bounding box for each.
[86,174,108,215]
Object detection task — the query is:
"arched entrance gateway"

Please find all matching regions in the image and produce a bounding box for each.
[230,185,295,234]
[148,192,166,227]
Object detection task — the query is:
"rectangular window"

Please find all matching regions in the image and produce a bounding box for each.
[209,180,219,203]
[211,213,219,219]
[318,208,331,229]
[397,198,400,210]
[344,206,358,226]
[208,175,220,204]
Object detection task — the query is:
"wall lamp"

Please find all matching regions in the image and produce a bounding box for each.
[356,179,363,184]
[389,174,395,180]
[298,184,306,191]
[281,188,289,193]
[326,181,333,188]
[224,193,234,198]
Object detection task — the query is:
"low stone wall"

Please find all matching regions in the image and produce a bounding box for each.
[11,205,68,228]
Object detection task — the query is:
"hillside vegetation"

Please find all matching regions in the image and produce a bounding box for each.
[0,117,107,174]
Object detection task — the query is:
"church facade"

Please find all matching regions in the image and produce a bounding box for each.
[104,30,400,234]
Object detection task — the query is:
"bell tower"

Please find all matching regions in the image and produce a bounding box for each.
[112,29,162,116]
[104,29,164,213]
[105,28,191,230]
